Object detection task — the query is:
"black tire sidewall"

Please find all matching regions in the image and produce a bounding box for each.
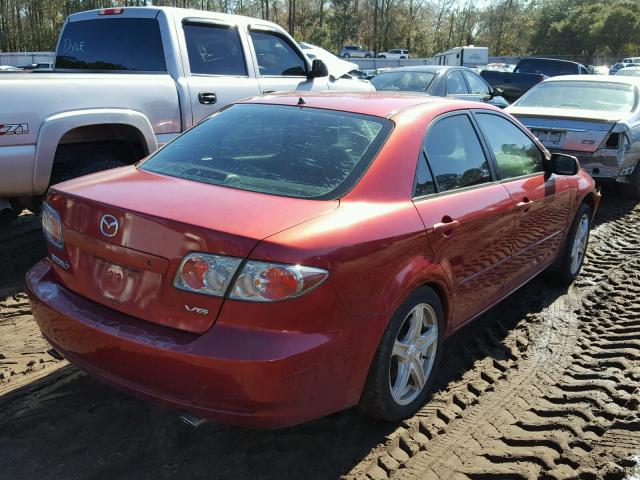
[361,286,445,421]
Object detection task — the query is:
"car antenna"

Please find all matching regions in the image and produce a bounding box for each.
[297,97,306,106]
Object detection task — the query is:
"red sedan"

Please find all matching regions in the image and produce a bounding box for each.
[28,93,599,429]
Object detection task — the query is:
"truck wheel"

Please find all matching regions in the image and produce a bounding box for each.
[359,286,444,421]
[547,202,592,285]
[50,156,126,186]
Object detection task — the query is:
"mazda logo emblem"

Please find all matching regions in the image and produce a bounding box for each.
[100,215,119,237]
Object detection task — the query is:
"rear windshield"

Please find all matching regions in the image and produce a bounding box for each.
[371,71,436,92]
[515,60,576,76]
[56,18,166,71]
[516,81,637,112]
[140,104,392,199]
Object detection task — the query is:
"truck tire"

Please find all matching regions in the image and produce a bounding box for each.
[50,156,127,186]
[359,286,444,421]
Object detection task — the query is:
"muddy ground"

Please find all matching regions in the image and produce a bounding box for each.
[0,193,638,480]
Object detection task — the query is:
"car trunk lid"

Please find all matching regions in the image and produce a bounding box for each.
[47,166,338,333]
[509,107,622,153]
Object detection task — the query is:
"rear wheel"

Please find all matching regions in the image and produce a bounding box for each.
[360,287,444,421]
[548,203,592,285]
[51,155,126,186]
[365,54,371,58]
[343,53,351,58]
[626,162,640,199]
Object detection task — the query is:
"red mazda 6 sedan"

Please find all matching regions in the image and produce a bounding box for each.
[28,93,599,429]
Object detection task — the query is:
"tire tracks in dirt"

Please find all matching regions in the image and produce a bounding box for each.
[347,196,640,480]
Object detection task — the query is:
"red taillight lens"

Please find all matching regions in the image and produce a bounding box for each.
[42,203,64,249]
[181,256,210,290]
[174,253,242,297]
[230,261,328,302]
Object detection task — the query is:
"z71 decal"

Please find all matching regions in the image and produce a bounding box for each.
[0,123,29,135]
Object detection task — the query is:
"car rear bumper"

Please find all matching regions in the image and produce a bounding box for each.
[26,260,357,429]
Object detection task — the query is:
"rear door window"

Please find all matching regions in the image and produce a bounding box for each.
[423,114,492,192]
[184,23,247,76]
[475,113,544,179]
[249,30,306,76]
[56,18,166,71]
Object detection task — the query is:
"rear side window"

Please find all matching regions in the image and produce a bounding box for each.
[475,114,543,179]
[140,104,392,200]
[56,18,166,71]
[250,31,306,76]
[515,60,575,76]
[424,115,491,192]
[184,24,247,76]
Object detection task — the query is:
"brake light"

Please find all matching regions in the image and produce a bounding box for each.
[174,253,242,297]
[174,254,329,302]
[99,8,124,15]
[42,203,64,249]
[230,261,328,302]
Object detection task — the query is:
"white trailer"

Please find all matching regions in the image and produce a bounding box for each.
[434,46,488,68]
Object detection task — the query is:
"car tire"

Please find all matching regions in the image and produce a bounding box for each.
[359,286,444,421]
[626,162,640,199]
[547,202,592,285]
[400,56,406,59]
[344,53,350,58]
[365,54,371,58]
[378,55,386,59]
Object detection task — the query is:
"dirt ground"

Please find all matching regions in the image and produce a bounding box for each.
[1,193,638,480]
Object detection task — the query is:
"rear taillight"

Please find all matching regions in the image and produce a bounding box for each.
[42,203,64,249]
[174,253,242,297]
[230,261,328,302]
[174,254,329,302]
[99,8,124,15]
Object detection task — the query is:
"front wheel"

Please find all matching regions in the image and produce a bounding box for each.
[626,162,640,199]
[359,287,444,421]
[365,54,371,58]
[343,53,351,58]
[548,202,592,285]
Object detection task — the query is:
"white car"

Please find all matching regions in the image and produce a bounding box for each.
[377,49,411,59]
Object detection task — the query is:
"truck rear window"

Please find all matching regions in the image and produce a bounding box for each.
[56,18,166,71]
[515,60,576,76]
[140,104,392,200]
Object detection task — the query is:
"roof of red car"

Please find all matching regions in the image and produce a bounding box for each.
[241,92,484,118]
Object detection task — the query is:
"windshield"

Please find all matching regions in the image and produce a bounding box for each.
[515,60,576,76]
[140,104,392,199]
[515,81,637,112]
[56,18,166,71]
[371,71,436,92]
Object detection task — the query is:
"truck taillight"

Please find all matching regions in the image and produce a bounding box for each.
[99,8,124,15]
[42,203,64,249]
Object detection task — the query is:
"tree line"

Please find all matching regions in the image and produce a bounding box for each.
[1,0,639,63]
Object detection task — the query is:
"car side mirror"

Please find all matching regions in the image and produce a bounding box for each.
[308,59,329,79]
[548,153,580,175]
[491,87,504,98]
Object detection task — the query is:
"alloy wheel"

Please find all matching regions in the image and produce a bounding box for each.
[389,303,439,405]
[570,213,589,275]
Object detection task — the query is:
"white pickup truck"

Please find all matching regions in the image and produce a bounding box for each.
[0,6,372,217]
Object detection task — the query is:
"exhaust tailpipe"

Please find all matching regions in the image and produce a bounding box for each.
[179,412,207,428]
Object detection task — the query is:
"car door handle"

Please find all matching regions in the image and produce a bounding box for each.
[198,92,217,105]
[433,219,460,236]
[263,90,277,94]
[517,198,533,213]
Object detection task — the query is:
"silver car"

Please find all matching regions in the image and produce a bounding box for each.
[507,75,640,197]
[340,45,374,58]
